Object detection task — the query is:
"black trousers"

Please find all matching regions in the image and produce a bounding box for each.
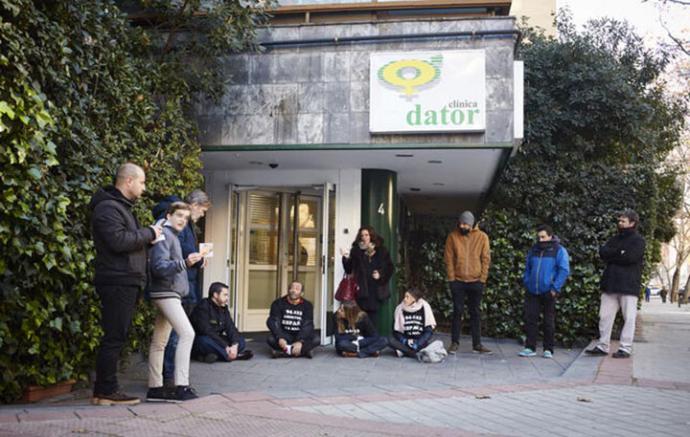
[266,333,319,356]
[93,284,139,395]
[524,292,556,353]
[450,281,483,347]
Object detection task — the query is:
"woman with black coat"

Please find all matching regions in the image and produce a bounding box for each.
[334,301,387,358]
[341,226,394,326]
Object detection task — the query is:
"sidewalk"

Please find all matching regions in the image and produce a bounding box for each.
[2,309,690,436]
[634,296,690,386]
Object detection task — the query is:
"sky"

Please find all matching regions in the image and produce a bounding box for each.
[559,0,689,47]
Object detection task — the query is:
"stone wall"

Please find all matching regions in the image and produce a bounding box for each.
[196,17,517,147]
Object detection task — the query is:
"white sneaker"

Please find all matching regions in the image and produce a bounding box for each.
[395,350,404,358]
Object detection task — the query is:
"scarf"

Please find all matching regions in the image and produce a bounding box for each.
[394,298,436,332]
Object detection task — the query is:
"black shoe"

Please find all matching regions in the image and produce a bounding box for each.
[271,349,288,358]
[146,387,178,403]
[585,346,608,356]
[92,391,140,406]
[202,353,218,364]
[163,378,175,389]
[174,385,199,401]
[304,349,314,359]
[612,349,631,359]
[235,350,253,361]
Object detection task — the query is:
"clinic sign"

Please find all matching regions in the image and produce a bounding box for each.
[369,50,486,133]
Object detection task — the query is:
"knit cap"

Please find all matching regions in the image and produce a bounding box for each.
[458,211,475,226]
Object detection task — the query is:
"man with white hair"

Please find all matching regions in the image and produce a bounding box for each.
[90,162,161,405]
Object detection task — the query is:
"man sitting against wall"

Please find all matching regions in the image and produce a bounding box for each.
[190,282,253,363]
[266,281,319,358]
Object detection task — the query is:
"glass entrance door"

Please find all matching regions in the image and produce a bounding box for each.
[237,189,325,332]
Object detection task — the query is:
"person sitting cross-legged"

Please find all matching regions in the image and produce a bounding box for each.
[335,300,387,358]
[190,282,253,363]
[266,281,320,358]
[389,287,436,358]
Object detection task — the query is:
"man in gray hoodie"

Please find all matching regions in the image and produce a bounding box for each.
[147,202,202,402]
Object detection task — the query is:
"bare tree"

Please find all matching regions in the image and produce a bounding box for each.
[655,47,690,302]
[643,0,690,55]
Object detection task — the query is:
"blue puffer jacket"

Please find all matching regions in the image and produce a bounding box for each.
[152,196,201,303]
[523,237,570,295]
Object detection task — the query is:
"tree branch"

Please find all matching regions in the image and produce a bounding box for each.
[163,0,191,55]
[660,15,690,56]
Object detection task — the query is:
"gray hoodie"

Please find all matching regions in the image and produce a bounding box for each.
[148,224,189,300]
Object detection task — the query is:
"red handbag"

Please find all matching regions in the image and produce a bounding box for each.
[335,275,359,302]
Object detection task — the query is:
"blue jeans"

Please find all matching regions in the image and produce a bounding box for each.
[162,330,178,380]
[335,335,388,357]
[192,335,246,362]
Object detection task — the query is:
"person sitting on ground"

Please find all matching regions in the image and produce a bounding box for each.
[190,282,253,363]
[389,287,437,358]
[266,281,319,358]
[334,300,387,358]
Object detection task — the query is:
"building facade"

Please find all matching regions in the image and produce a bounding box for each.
[197,0,523,340]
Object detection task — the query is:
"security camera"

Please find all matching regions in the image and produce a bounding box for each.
[269,163,279,169]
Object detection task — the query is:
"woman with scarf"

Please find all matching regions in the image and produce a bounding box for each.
[341,226,394,327]
[390,287,436,358]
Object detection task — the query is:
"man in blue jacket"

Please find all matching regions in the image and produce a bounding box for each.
[152,190,211,385]
[519,224,570,359]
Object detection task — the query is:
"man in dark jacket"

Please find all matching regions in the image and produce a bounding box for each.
[266,281,319,358]
[586,210,646,359]
[90,163,161,406]
[152,190,211,385]
[519,225,570,359]
[190,282,252,362]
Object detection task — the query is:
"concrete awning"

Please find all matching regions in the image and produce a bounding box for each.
[201,143,513,215]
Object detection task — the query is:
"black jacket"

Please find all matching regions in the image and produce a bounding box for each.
[191,298,241,348]
[599,229,646,296]
[266,296,314,342]
[334,313,378,341]
[90,187,155,287]
[342,246,394,311]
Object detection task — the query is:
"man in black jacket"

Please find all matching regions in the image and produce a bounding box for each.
[266,281,319,358]
[190,282,252,362]
[90,163,161,405]
[586,209,646,359]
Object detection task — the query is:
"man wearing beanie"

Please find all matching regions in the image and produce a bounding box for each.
[444,211,492,354]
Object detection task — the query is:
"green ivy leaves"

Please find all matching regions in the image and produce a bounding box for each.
[0,0,271,402]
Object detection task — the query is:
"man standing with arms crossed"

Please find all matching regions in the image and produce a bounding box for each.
[586,209,645,358]
[90,163,161,405]
[445,211,492,354]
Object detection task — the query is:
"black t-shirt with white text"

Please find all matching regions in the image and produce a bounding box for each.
[402,307,425,339]
[267,296,315,341]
